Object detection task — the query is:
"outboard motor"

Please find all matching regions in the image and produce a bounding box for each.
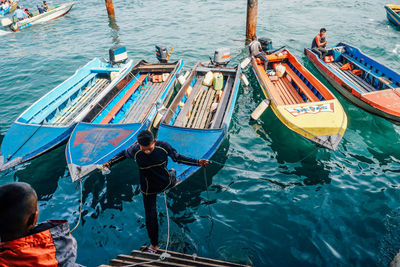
[213,47,231,66]
[258,38,273,54]
[109,45,128,66]
[155,44,168,63]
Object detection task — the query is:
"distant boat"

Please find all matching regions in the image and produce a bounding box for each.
[66,60,183,181]
[1,2,73,32]
[157,62,241,182]
[251,49,347,150]
[0,0,17,16]
[0,57,134,171]
[385,4,400,27]
[305,43,400,123]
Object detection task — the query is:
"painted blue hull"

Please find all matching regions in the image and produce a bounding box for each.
[158,63,241,183]
[0,58,133,171]
[66,60,183,181]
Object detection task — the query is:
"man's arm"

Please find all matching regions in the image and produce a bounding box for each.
[161,141,209,167]
[103,144,138,168]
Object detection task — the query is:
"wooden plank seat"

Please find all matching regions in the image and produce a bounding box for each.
[100,74,146,124]
[281,63,320,102]
[341,53,395,88]
[328,62,376,93]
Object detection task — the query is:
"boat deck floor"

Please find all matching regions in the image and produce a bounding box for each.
[120,79,164,123]
[50,78,110,125]
[173,75,227,129]
[328,62,377,93]
[257,64,305,106]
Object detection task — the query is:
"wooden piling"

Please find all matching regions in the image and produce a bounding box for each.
[245,0,258,43]
[105,0,115,18]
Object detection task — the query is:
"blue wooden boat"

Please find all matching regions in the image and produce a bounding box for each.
[66,60,183,181]
[157,62,241,183]
[385,4,400,27]
[305,43,400,122]
[0,57,134,171]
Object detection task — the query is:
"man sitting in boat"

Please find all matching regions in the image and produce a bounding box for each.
[24,8,33,17]
[249,35,268,69]
[311,28,328,59]
[0,182,82,266]
[12,6,28,21]
[42,0,48,11]
[103,130,209,253]
[37,4,44,14]
[0,0,9,11]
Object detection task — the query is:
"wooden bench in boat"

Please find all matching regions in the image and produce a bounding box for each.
[341,53,395,89]
[55,79,110,124]
[100,74,146,124]
[281,63,320,102]
[328,62,376,93]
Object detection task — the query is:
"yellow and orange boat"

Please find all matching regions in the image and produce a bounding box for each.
[250,49,347,150]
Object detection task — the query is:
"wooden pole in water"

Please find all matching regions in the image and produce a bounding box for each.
[105,0,115,18]
[246,0,258,43]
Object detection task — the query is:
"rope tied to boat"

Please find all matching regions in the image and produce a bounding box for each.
[70,178,83,233]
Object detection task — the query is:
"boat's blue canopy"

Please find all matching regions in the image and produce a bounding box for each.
[157,124,224,182]
[66,122,147,181]
[0,122,72,171]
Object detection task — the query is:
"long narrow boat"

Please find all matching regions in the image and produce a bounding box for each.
[0,0,17,16]
[66,60,183,181]
[157,62,240,182]
[251,49,347,150]
[1,2,73,32]
[385,4,400,27]
[305,43,400,123]
[0,57,134,171]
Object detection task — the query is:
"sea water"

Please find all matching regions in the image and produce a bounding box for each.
[0,0,400,266]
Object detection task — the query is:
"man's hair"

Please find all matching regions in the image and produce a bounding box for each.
[137,130,154,146]
[320,28,326,33]
[252,35,257,41]
[0,182,38,238]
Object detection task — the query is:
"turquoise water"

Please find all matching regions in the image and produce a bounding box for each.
[1,0,400,266]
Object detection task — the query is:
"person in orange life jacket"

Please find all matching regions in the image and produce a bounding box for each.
[0,182,82,267]
[311,28,328,59]
[103,130,210,253]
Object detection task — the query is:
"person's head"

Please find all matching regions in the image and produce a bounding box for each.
[0,182,38,242]
[320,28,326,37]
[43,0,47,5]
[252,35,257,41]
[137,130,155,154]
[16,5,20,9]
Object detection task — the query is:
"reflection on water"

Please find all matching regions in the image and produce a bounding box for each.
[14,145,66,200]
[108,18,120,45]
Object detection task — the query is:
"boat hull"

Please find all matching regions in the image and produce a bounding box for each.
[0,123,73,171]
[305,44,400,123]
[385,4,400,27]
[251,50,347,150]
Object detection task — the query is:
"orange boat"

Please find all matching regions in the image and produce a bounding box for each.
[250,49,347,150]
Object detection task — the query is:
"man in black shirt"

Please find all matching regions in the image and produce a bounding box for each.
[104,130,209,252]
